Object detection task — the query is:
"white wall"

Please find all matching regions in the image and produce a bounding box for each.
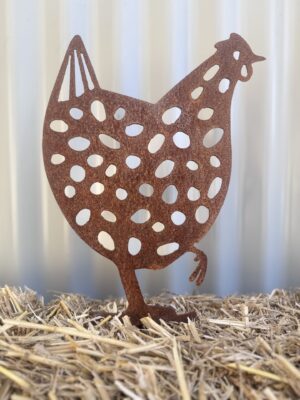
[0,0,299,299]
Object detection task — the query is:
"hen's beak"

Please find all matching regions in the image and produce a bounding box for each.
[252,54,265,63]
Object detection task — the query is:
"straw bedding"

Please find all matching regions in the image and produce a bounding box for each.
[0,286,299,399]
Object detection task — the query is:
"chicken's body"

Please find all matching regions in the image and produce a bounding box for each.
[43,34,264,323]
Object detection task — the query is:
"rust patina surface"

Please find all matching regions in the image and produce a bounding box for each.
[43,33,264,324]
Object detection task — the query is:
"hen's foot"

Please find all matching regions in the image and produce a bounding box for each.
[122,304,196,326]
[189,247,207,286]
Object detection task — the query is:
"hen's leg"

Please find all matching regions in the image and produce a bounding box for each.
[118,266,147,315]
[118,266,196,325]
[189,247,207,286]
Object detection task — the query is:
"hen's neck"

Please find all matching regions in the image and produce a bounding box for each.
[159,51,240,108]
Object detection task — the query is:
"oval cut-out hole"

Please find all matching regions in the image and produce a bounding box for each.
[70,108,83,120]
[70,165,85,182]
[68,137,90,151]
[162,185,178,204]
[198,108,214,120]
[126,155,141,169]
[87,154,103,168]
[91,100,106,122]
[51,154,65,165]
[139,183,154,197]
[187,187,200,201]
[195,206,209,224]
[203,128,224,148]
[125,124,143,137]
[208,177,222,199]
[76,209,91,226]
[152,222,165,232]
[148,134,165,154]
[105,164,117,177]
[131,209,151,224]
[116,188,127,200]
[101,210,117,223]
[50,120,68,133]
[157,242,179,256]
[210,155,221,168]
[233,51,240,60]
[241,65,248,77]
[155,160,175,178]
[90,182,104,195]
[99,134,120,149]
[98,231,115,251]
[128,237,142,256]
[203,65,220,81]
[171,211,186,225]
[162,107,181,125]
[186,161,198,171]
[173,132,190,149]
[219,78,230,93]
[114,107,126,120]
[65,185,76,198]
[191,87,203,100]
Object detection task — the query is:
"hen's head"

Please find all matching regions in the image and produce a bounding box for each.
[215,33,265,82]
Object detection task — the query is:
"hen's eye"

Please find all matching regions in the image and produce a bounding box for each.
[233,51,240,60]
[241,65,248,77]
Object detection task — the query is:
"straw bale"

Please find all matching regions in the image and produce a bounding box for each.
[0,286,299,399]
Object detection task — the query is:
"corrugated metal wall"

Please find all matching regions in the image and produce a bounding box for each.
[0,0,299,299]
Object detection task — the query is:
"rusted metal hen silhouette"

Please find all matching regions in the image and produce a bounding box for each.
[43,33,264,325]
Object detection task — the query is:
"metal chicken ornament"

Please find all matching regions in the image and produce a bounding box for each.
[43,33,264,325]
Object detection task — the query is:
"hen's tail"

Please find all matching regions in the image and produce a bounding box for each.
[189,247,207,286]
[51,35,100,103]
